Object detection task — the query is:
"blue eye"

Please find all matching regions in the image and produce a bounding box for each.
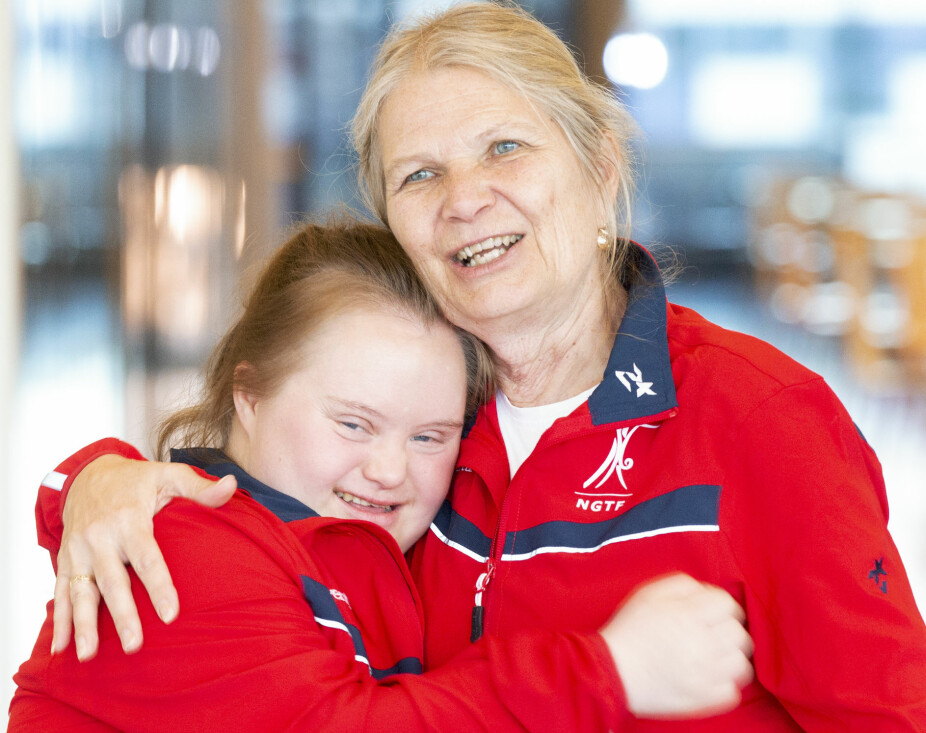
[341,422,361,431]
[411,435,434,443]
[406,169,433,184]
[493,140,519,155]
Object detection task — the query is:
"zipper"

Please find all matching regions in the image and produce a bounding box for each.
[470,557,496,642]
[470,479,516,642]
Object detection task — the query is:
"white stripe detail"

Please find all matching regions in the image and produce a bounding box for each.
[315,617,372,669]
[501,524,720,562]
[428,522,489,563]
[42,471,67,491]
[314,617,351,635]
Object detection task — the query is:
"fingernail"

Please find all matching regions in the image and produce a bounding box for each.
[120,628,138,652]
[76,636,87,660]
[157,603,177,624]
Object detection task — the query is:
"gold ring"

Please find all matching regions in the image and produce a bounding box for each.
[70,574,95,586]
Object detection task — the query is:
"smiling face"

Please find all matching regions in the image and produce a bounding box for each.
[232,305,467,552]
[379,66,617,339]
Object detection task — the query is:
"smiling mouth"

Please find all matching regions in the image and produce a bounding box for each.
[454,234,523,268]
[335,489,396,513]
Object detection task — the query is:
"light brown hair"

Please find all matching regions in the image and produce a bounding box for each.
[351,0,640,281]
[156,216,493,459]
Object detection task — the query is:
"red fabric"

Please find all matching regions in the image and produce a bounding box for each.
[11,440,626,732]
[411,301,926,731]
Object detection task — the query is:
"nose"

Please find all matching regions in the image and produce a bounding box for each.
[441,163,494,222]
[362,438,408,490]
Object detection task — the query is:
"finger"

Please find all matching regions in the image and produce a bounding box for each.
[93,556,143,654]
[52,571,74,654]
[124,532,179,625]
[154,465,235,510]
[692,583,747,625]
[193,474,237,508]
[69,574,102,661]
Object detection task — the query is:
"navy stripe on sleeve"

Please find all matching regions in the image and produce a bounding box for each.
[301,575,421,677]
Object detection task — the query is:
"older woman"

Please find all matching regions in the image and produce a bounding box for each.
[48,2,926,729]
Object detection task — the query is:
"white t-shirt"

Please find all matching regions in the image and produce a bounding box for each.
[495,386,595,477]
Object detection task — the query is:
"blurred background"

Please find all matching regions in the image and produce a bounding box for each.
[2,0,925,710]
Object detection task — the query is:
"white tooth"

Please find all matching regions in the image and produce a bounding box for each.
[472,242,483,254]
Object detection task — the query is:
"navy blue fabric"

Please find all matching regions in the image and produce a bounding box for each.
[431,499,493,560]
[172,448,319,523]
[589,245,678,425]
[502,484,720,557]
[301,575,422,678]
[433,485,720,561]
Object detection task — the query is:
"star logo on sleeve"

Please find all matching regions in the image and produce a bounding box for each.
[868,557,888,594]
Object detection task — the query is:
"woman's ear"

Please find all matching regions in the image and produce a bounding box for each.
[232,362,260,438]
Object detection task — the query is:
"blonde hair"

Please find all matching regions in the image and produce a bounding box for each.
[156,216,493,459]
[351,0,640,280]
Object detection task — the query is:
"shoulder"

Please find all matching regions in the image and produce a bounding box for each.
[151,492,316,601]
[666,301,827,412]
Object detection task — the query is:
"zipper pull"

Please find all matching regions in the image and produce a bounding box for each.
[470,559,496,642]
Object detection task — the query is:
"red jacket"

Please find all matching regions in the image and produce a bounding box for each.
[9,441,626,732]
[410,246,926,731]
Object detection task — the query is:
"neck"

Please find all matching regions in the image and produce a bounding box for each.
[486,284,626,407]
[224,419,249,472]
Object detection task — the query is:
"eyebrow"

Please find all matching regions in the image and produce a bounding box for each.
[329,398,465,431]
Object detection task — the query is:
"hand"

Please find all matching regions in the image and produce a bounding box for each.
[600,573,754,719]
[53,454,237,661]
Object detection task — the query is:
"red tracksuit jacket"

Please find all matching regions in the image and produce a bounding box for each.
[9,441,626,731]
[410,245,926,731]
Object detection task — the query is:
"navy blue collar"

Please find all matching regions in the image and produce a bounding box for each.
[588,244,678,425]
[170,448,320,523]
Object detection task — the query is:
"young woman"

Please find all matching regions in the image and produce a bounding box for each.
[9,218,753,730]
[50,1,926,728]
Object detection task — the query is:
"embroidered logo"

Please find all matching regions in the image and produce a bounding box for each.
[330,588,352,607]
[868,557,888,594]
[579,424,658,495]
[615,364,656,397]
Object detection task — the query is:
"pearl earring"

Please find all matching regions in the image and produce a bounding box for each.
[596,227,609,251]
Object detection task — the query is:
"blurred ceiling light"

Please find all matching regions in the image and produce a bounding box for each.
[154,165,224,244]
[193,27,221,77]
[861,197,912,241]
[124,22,219,76]
[603,32,669,89]
[787,176,835,224]
[801,281,856,336]
[149,23,192,73]
[124,22,149,69]
[861,287,909,348]
[100,0,124,39]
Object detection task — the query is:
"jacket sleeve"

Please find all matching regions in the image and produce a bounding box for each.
[724,377,926,730]
[35,438,144,564]
[22,450,627,732]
